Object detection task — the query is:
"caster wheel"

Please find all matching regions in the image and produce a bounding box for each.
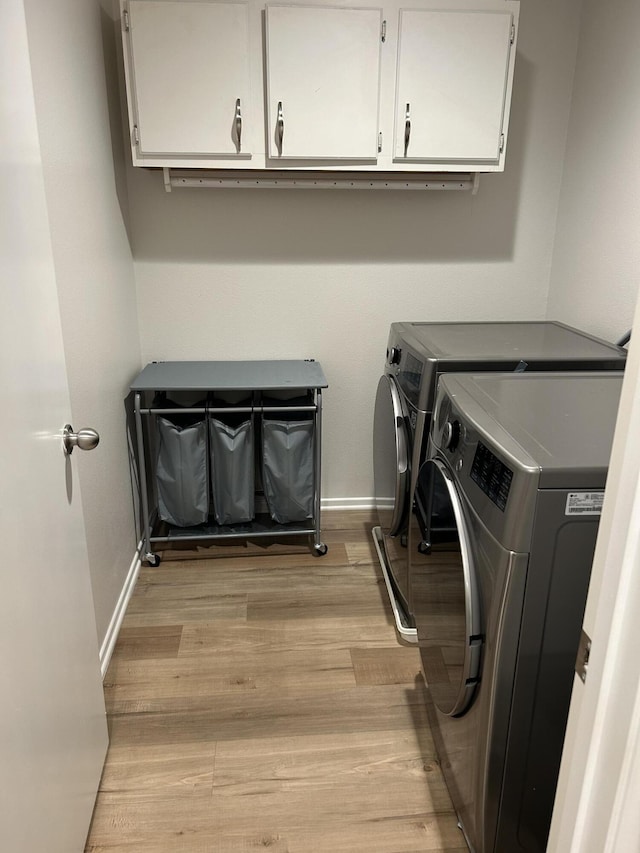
[145,553,161,567]
[314,543,329,556]
[418,541,431,555]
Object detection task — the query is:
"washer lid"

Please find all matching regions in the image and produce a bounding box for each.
[440,372,623,489]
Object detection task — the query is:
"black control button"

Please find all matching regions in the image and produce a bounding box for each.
[389,346,402,365]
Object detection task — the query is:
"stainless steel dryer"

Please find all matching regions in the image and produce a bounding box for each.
[412,371,624,853]
[372,321,627,639]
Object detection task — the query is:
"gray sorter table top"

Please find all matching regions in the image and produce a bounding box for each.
[130,360,328,392]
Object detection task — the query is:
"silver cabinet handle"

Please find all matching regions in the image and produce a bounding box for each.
[404,103,411,157]
[276,101,284,154]
[63,424,100,455]
[234,98,242,152]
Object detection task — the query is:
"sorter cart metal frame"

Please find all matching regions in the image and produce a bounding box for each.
[131,360,328,565]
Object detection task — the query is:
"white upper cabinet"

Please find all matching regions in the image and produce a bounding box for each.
[123,0,252,164]
[119,0,520,174]
[265,5,382,161]
[394,7,516,165]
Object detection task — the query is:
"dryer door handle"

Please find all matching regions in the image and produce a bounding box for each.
[373,375,410,537]
[396,414,408,475]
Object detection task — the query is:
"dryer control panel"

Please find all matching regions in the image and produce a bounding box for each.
[385,334,429,410]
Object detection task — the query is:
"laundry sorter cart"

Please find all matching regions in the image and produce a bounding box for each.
[130,359,328,565]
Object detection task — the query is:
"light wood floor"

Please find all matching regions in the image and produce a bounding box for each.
[85,511,465,853]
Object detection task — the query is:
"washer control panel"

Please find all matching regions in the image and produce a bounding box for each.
[470,441,514,511]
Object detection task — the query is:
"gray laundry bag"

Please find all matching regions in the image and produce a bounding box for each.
[209,417,255,524]
[155,416,208,527]
[262,419,314,523]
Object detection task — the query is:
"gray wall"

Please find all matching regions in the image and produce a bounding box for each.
[127,0,583,502]
[546,0,640,342]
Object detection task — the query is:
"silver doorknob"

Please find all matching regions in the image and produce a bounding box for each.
[63,424,100,455]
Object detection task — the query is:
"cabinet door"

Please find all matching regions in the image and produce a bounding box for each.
[125,0,251,160]
[394,9,514,164]
[265,5,382,160]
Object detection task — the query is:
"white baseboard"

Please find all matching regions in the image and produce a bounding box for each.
[99,541,142,679]
[321,497,377,511]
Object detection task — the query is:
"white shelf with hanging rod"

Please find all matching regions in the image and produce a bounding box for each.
[161,168,481,193]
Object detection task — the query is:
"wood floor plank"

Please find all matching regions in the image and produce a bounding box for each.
[277,815,466,853]
[178,615,399,656]
[154,542,351,569]
[156,538,311,562]
[351,646,424,686]
[321,509,377,529]
[246,581,390,622]
[87,798,465,853]
[108,625,183,662]
[106,683,432,744]
[104,648,356,703]
[323,526,380,546]
[122,587,248,627]
[345,538,381,567]
[212,729,450,811]
[98,742,216,801]
[132,553,375,591]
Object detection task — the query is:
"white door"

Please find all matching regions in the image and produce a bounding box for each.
[265,4,382,160]
[125,0,251,159]
[547,296,640,851]
[394,9,514,163]
[0,2,108,851]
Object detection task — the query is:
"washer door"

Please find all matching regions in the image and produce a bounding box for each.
[415,458,482,716]
[373,375,409,536]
